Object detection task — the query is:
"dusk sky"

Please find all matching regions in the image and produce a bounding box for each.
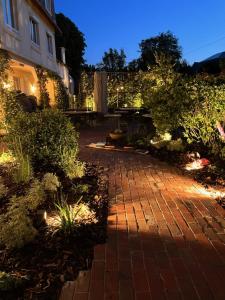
[54,0,225,66]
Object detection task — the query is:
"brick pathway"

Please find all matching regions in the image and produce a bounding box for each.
[61,126,225,300]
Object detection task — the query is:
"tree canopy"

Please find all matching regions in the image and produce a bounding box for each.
[97,48,126,71]
[129,31,182,71]
[55,13,86,88]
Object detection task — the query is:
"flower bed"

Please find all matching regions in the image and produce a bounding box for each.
[0,163,108,300]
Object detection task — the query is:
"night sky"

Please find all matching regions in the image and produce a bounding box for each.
[54,0,225,66]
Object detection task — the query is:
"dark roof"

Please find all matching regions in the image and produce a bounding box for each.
[202,51,225,62]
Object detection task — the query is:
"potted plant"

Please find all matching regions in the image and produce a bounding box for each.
[109,128,126,140]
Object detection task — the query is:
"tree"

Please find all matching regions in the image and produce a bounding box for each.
[97,48,126,71]
[55,13,86,92]
[139,31,182,70]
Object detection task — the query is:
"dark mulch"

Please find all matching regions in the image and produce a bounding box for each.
[0,164,108,300]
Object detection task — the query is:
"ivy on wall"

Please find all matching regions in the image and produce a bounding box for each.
[47,71,69,110]
[0,50,22,127]
[35,66,70,110]
[78,71,94,109]
[35,65,50,109]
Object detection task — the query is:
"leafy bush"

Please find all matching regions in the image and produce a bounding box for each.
[0,180,45,249]
[60,148,85,179]
[141,55,190,134]
[7,109,80,176]
[42,173,61,192]
[182,80,225,157]
[0,201,37,249]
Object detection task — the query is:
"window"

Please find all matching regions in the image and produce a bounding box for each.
[13,77,21,91]
[45,0,52,14]
[2,0,17,29]
[30,18,39,45]
[46,33,53,55]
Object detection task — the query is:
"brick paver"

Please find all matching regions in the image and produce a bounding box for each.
[61,126,225,300]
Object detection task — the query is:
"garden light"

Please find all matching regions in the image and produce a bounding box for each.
[30,84,36,94]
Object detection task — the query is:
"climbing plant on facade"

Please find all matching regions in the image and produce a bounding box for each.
[47,71,69,110]
[35,65,50,109]
[0,49,22,127]
[78,71,94,108]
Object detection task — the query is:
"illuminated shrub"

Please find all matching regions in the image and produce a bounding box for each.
[42,173,61,192]
[0,179,45,249]
[182,80,225,157]
[7,109,82,177]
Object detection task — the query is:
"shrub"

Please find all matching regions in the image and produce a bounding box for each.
[7,109,80,175]
[26,179,46,210]
[141,55,190,134]
[0,196,37,249]
[42,173,61,192]
[0,180,45,249]
[60,148,85,179]
[182,79,225,157]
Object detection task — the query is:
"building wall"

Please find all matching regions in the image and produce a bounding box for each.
[0,0,58,72]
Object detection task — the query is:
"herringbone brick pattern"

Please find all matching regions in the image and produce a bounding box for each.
[61,126,225,300]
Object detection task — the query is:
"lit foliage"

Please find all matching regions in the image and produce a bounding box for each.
[107,72,143,108]
[48,71,70,110]
[0,179,45,249]
[140,54,189,133]
[7,109,81,178]
[11,138,33,184]
[35,65,50,109]
[42,173,61,192]
[79,71,94,108]
[0,49,22,127]
[182,79,225,157]
[0,151,15,165]
[50,199,97,236]
[60,149,85,179]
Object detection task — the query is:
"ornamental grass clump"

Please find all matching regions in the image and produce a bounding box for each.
[48,197,97,236]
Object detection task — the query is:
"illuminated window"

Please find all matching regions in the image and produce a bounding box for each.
[2,0,18,29]
[46,33,53,55]
[30,18,39,45]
